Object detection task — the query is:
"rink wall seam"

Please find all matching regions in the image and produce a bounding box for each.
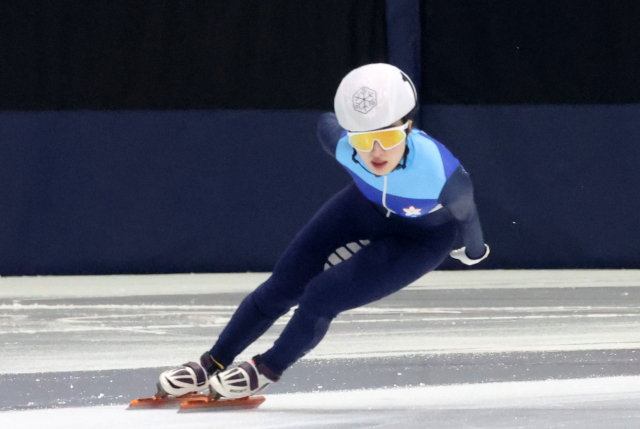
[0,270,638,298]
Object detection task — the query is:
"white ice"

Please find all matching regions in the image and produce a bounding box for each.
[1,270,640,428]
[2,270,640,374]
[3,376,640,429]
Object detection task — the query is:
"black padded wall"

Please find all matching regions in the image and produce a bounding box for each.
[421,0,640,104]
[0,0,387,110]
[1,1,639,275]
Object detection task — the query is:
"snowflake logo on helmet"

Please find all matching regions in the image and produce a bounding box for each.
[352,87,377,114]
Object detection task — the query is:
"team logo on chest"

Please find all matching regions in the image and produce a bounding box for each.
[402,206,422,217]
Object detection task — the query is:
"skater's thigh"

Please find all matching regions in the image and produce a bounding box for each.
[261,185,380,288]
[253,184,382,308]
[298,225,456,317]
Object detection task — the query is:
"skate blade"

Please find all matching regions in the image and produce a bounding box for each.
[128,393,209,409]
[178,395,266,412]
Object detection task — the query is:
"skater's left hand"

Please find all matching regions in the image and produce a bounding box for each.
[450,244,490,266]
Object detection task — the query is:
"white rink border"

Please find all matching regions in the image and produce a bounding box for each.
[0,270,638,299]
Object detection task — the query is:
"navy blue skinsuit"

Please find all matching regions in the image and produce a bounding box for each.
[210,113,486,375]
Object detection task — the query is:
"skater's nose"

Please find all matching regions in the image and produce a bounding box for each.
[371,141,385,157]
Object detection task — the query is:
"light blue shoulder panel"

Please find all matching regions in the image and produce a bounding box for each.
[335,130,458,200]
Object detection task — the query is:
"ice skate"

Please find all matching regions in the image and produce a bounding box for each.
[177,355,277,412]
[129,351,222,409]
[209,354,280,399]
[157,351,222,397]
[129,352,271,412]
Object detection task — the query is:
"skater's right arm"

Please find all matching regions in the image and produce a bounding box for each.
[438,165,488,262]
[317,112,346,157]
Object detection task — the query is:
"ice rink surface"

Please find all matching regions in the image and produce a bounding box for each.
[2,270,640,428]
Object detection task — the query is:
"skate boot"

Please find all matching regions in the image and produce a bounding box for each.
[209,354,280,399]
[157,351,224,397]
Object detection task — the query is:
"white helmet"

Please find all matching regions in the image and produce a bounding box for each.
[334,63,417,132]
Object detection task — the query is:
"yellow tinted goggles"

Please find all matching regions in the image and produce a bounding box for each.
[347,122,410,152]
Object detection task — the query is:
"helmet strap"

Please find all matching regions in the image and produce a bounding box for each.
[352,149,377,176]
[396,145,409,170]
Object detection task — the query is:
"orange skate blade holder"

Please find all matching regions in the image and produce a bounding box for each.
[179,395,266,412]
[128,393,209,409]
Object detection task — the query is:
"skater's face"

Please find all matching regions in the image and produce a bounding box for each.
[354,120,411,176]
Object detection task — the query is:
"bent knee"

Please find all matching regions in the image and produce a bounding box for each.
[250,286,297,319]
[297,295,342,320]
